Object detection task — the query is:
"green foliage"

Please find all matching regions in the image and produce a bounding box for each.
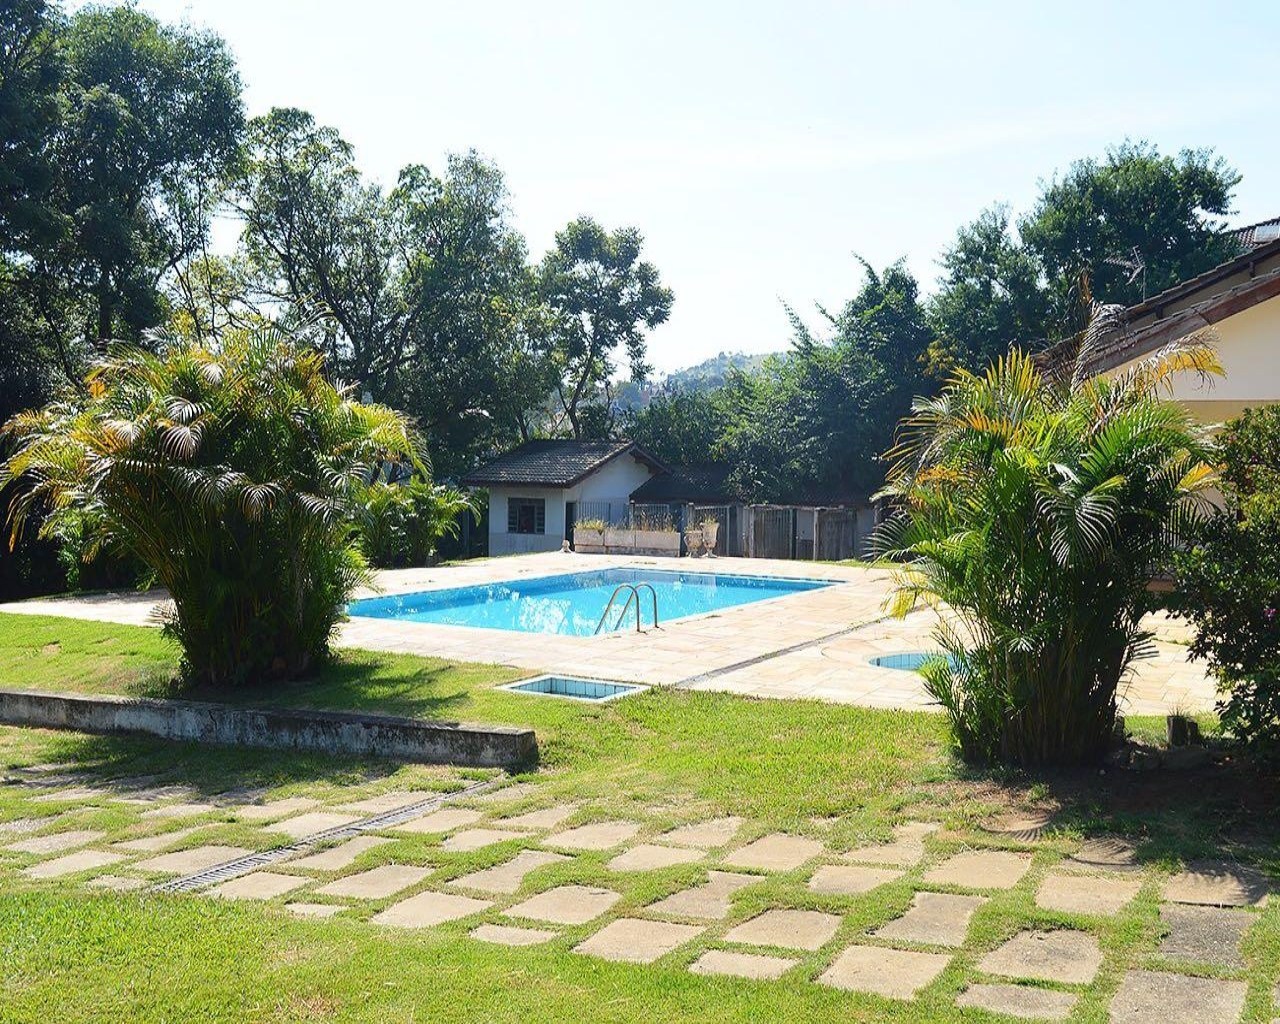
[718,260,934,502]
[354,478,474,569]
[538,216,673,438]
[879,319,1219,766]
[929,142,1244,371]
[234,109,552,476]
[618,385,728,467]
[1176,406,1280,754]
[1,324,423,689]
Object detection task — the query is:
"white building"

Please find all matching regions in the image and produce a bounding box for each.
[463,440,665,556]
[1060,218,1280,421]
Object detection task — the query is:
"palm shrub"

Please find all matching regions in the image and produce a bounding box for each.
[355,478,474,568]
[2,325,424,688]
[876,313,1219,766]
[1175,406,1280,755]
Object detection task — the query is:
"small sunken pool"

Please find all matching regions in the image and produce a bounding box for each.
[500,675,646,702]
[871,652,956,672]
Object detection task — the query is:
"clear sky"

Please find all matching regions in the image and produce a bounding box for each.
[136,0,1280,373]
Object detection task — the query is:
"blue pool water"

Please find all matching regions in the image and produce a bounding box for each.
[348,568,830,636]
[871,652,957,672]
[502,676,645,701]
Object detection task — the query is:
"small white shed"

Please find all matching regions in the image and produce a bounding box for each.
[463,440,666,556]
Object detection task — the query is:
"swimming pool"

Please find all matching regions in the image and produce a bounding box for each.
[347,568,831,637]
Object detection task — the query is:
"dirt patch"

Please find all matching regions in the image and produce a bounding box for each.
[40,643,60,656]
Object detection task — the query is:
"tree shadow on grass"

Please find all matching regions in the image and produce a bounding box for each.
[6,731,485,802]
[959,755,1280,876]
[132,654,483,724]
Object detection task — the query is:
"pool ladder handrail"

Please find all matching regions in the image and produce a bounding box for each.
[594,582,659,635]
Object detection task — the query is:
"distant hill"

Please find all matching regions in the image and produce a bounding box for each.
[612,351,780,412]
[664,350,775,390]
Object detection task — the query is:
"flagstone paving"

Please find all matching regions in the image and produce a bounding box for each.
[606,843,703,872]
[956,983,1077,1021]
[314,864,430,899]
[234,797,322,822]
[4,829,104,855]
[505,885,621,926]
[543,820,641,851]
[393,807,483,835]
[448,850,568,895]
[818,945,951,1000]
[373,890,492,928]
[210,871,310,901]
[113,826,208,853]
[440,828,527,853]
[496,804,578,831]
[1109,970,1248,1024]
[1066,837,1141,873]
[471,923,558,946]
[979,929,1103,984]
[1158,904,1251,968]
[1164,862,1270,907]
[25,849,125,879]
[723,909,841,951]
[722,833,824,872]
[874,892,986,947]
[844,822,936,867]
[646,871,761,919]
[1036,871,1142,916]
[287,836,395,872]
[658,817,743,849]
[286,902,346,918]
[689,949,799,980]
[265,812,361,840]
[133,845,252,875]
[923,849,1033,890]
[332,792,434,815]
[574,919,704,964]
[9,759,1280,1020]
[808,863,903,896]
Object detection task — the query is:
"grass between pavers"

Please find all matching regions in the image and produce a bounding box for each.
[2,613,1280,1022]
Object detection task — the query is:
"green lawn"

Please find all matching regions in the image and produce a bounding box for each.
[1,613,1278,1022]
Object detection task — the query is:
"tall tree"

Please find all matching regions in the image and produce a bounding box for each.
[618,385,726,466]
[928,206,1050,372]
[1020,141,1242,313]
[235,109,550,475]
[539,217,673,438]
[718,261,933,502]
[43,5,244,346]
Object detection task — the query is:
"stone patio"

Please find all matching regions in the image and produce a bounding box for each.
[957,983,1076,1021]
[723,833,824,872]
[723,909,840,951]
[979,929,1103,985]
[1108,970,1248,1024]
[873,892,985,947]
[0,553,1216,713]
[574,919,704,963]
[818,945,951,1000]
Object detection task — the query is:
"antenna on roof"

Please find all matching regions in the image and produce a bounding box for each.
[1104,246,1148,298]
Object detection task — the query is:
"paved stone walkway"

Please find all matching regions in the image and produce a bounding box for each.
[3,768,1276,1021]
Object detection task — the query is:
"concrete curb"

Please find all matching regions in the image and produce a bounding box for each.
[0,688,536,768]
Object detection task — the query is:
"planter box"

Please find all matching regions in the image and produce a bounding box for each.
[603,527,634,549]
[574,527,605,554]
[632,529,680,557]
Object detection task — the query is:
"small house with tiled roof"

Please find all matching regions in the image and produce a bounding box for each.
[462,440,667,556]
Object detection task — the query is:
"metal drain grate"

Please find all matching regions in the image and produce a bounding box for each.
[153,777,503,893]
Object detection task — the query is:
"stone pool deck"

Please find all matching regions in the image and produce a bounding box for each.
[0,553,1214,715]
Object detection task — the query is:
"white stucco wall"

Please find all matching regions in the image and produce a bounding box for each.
[485,453,659,557]
[1113,293,1280,423]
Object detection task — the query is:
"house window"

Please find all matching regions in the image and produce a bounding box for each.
[508,497,546,535]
